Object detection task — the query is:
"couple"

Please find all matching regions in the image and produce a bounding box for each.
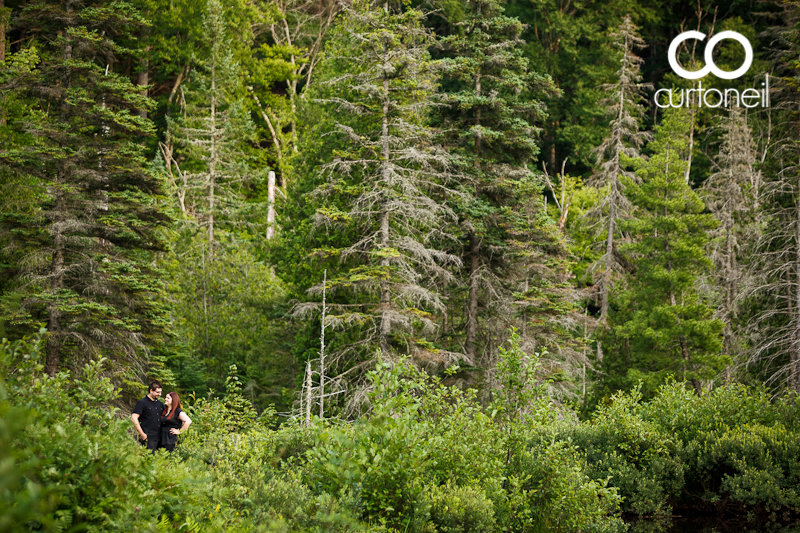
[131,381,192,452]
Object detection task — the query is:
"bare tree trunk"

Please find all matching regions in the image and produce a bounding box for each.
[202,245,210,357]
[0,0,6,126]
[267,170,276,239]
[319,269,326,419]
[597,79,626,364]
[602,175,617,324]
[465,232,480,360]
[168,65,188,105]
[723,224,734,356]
[684,105,695,184]
[304,360,312,426]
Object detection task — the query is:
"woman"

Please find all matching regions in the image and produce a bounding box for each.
[159,392,192,452]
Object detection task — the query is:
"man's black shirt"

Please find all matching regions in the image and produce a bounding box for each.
[133,395,164,437]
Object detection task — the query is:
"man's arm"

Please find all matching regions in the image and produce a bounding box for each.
[131,413,148,441]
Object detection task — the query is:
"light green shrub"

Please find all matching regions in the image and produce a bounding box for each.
[425,482,496,533]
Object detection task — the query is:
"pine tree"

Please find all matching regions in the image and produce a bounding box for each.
[295,0,463,389]
[611,108,726,396]
[437,0,563,366]
[0,0,170,376]
[589,15,651,363]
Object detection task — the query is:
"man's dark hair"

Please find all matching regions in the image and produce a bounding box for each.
[149,381,163,392]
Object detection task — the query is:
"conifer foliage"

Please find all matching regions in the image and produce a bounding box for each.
[590,15,651,362]
[162,0,255,248]
[611,109,726,395]
[303,0,462,367]
[703,106,759,363]
[437,0,558,363]
[0,0,170,375]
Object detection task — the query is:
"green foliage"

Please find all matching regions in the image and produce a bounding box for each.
[305,348,626,532]
[543,381,800,518]
[0,0,172,378]
[605,108,726,397]
[426,482,496,533]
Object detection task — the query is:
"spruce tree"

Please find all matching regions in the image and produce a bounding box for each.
[0,0,170,376]
[611,108,726,396]
[298,0,462,377]
[437,0,564,366]
[163,0,255,250]
[589,15,651,363]
[740,0,800,391]
[702,106,759,365]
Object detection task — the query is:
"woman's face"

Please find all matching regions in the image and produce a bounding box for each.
[164,394,173,409]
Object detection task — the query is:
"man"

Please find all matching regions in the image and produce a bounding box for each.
[131,381,164,451]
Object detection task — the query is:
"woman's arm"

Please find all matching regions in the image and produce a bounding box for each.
[170,411,192,436]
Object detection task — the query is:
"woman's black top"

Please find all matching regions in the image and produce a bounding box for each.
[159,407,183,449]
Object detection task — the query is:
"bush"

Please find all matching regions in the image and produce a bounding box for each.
[2,331,631,533]
[426,482,496,533]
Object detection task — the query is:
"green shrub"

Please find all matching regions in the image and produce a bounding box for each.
[501,442,627,533]
[304,413,432,528]
[685,424,800,512]
[0,336,61,531]
[641,381,776,441]
[426,482,496,533]
[541,387,683,517]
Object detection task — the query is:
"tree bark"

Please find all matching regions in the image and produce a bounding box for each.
[597,72,627,364]
[0,0,6,126]
[793,177,800,392]
[208,53,216,253]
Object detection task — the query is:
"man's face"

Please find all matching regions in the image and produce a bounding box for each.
[150,387,162,399]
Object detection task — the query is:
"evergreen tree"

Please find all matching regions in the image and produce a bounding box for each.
[741,0,800,392]
[702,106,759,366]
[0,0,171,376]
[609,108,726,396]
[588,15,651,363]
[292,0,463,409]
[437,0,564,367]
[162,0,256,250]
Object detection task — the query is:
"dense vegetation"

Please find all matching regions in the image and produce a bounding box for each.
[4,0,800,530]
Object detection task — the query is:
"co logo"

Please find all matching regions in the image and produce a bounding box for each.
[668,30,753,80]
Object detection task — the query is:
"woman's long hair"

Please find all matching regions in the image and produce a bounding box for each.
[161,392,181,420]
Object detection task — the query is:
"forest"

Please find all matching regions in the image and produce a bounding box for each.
[3,0,800,531]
